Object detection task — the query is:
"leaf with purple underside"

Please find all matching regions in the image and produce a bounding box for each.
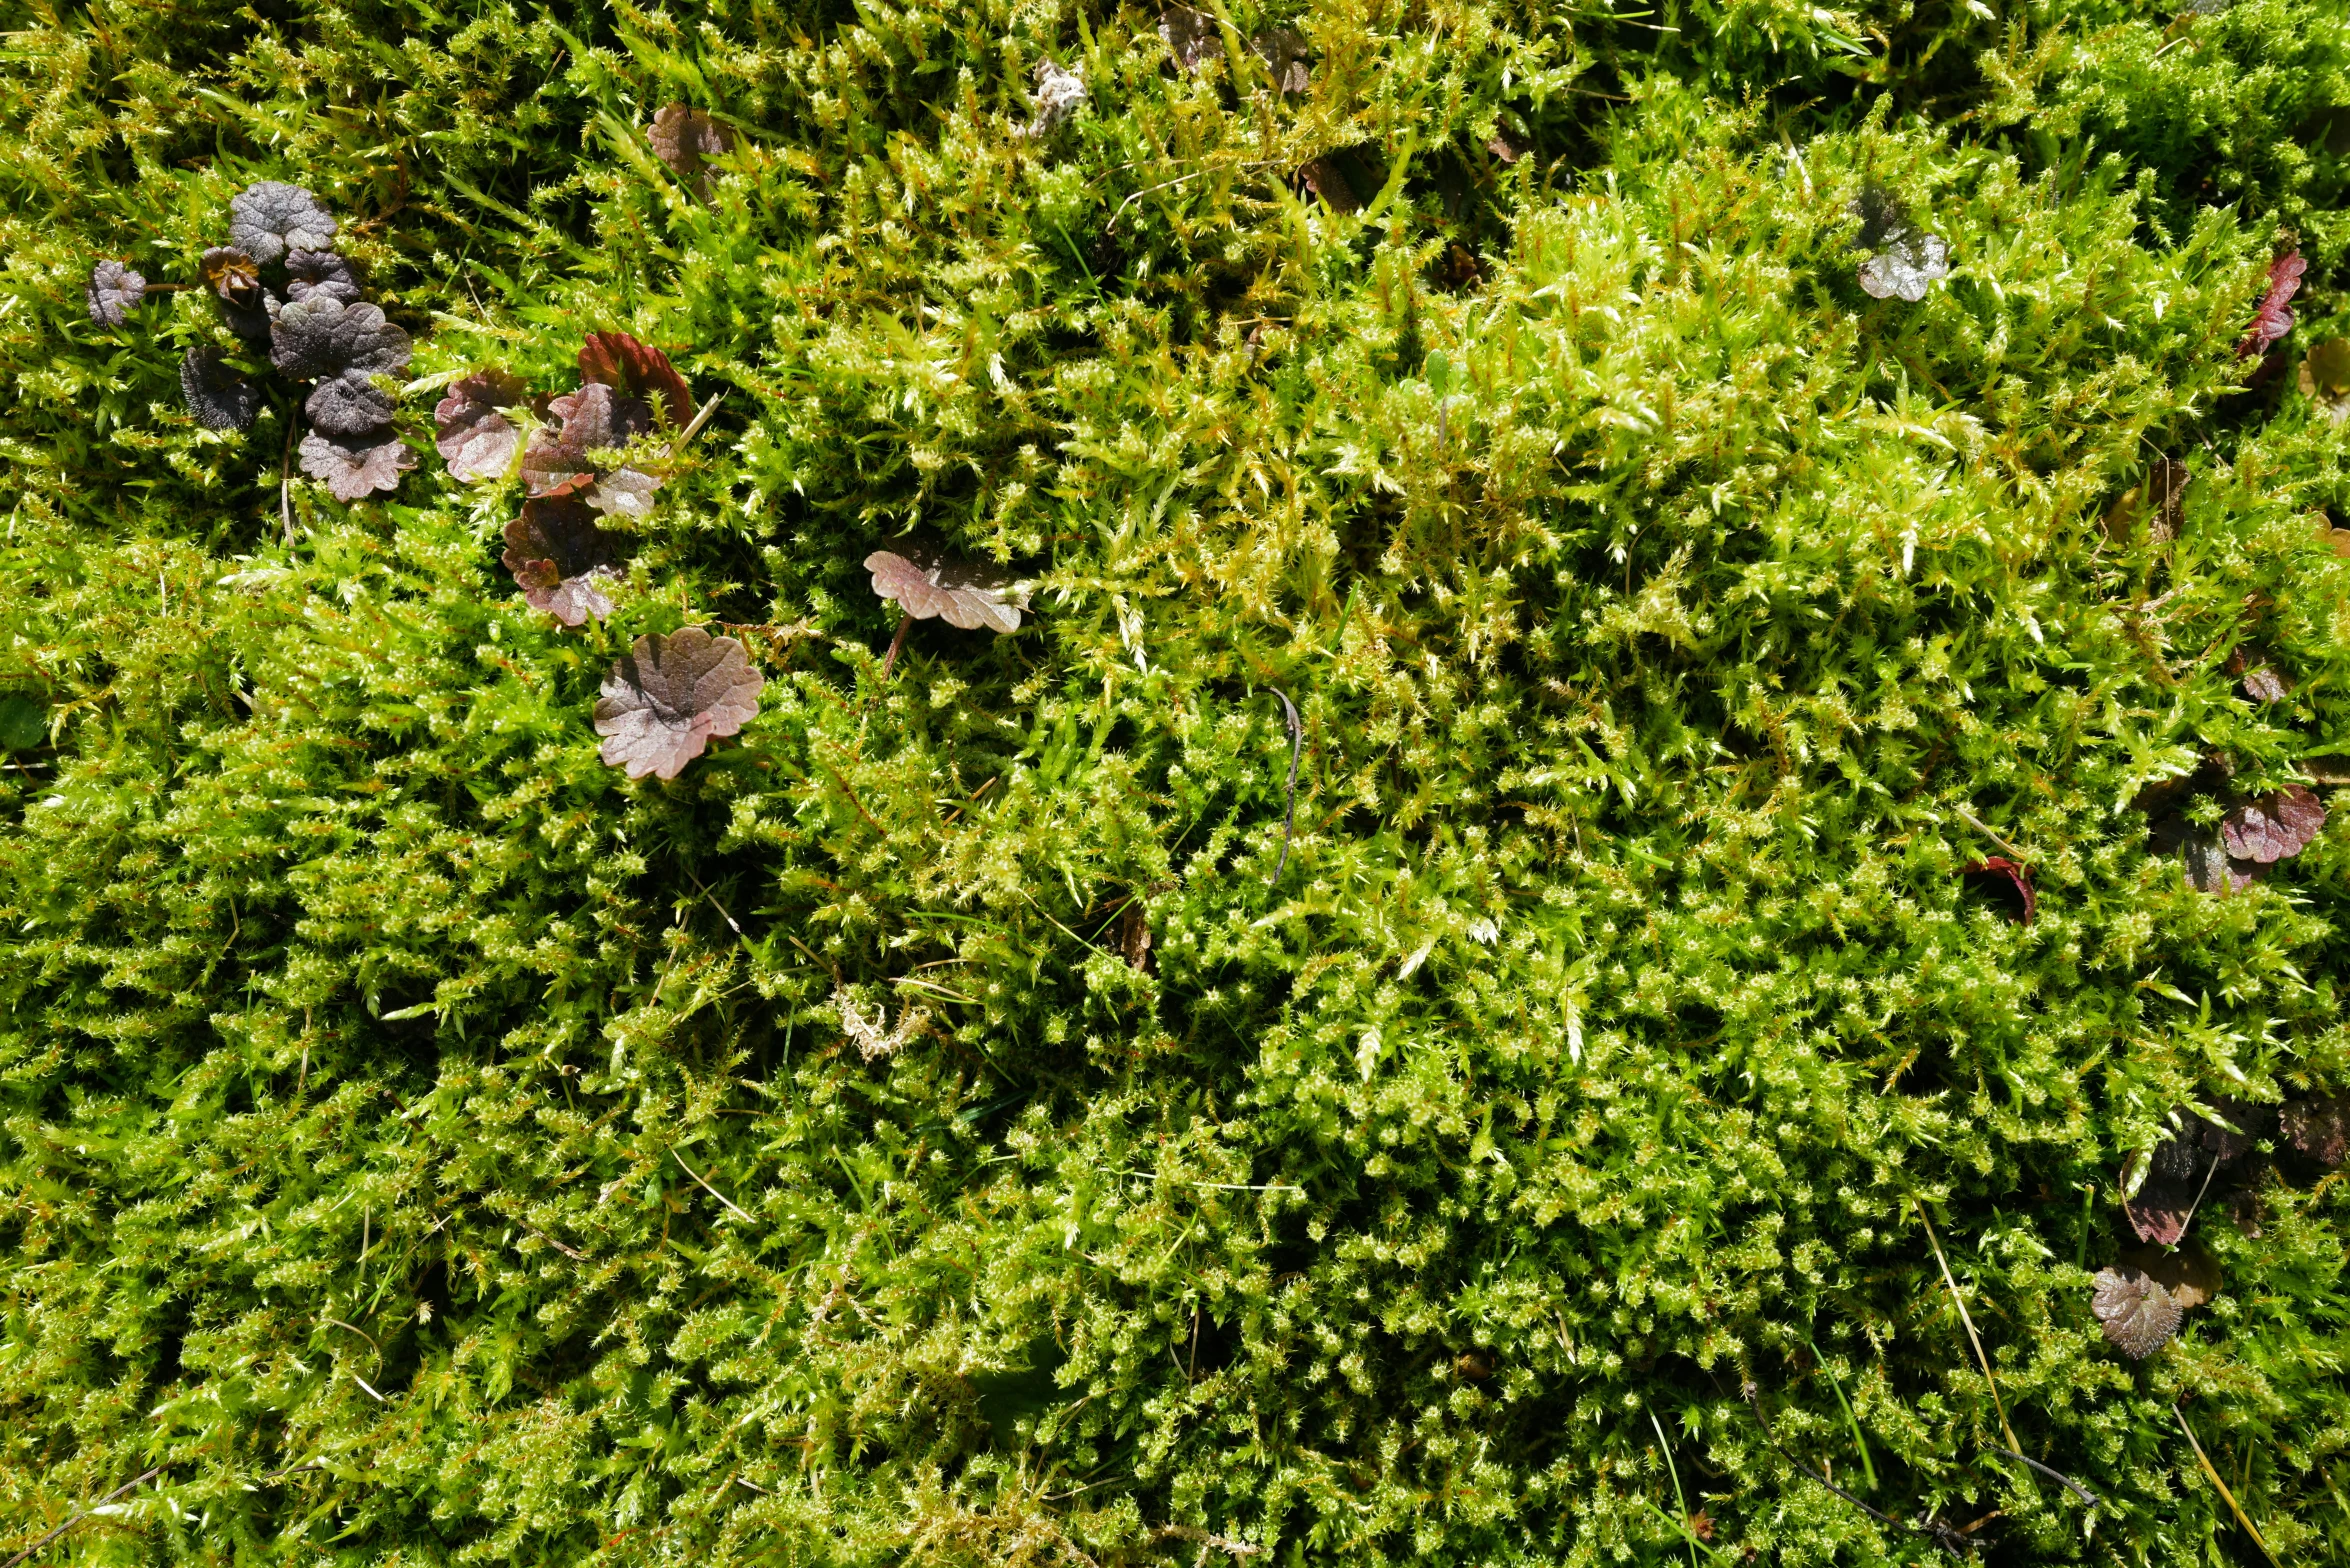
[594,627,764,780]
[299,431,414,501]
[435,371,528,483]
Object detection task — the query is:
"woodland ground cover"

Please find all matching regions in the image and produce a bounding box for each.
[4,0,2350,1563]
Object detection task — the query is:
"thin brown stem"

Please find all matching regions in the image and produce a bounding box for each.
[281,417,297,544]
[879,612,911,680]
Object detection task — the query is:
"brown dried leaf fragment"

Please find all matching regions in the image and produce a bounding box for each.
[1299,156,1359,213]
[2120,1245,2221,1311]
[298,431,414,502]
[434,371,528,483]
[865,542,1030,633]
[521,382,652,497]
[594,627,764,780]
[2092,1265,2183,1358]
[578,332,694,430]
[649,104,736,194]
[2218,786,2325,864]
[503,496,623,626]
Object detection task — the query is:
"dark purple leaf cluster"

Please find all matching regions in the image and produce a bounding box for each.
[170,183,407,500]
[438,336,698,634]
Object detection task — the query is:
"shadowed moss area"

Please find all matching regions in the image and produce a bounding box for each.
[4,0,2350,1563]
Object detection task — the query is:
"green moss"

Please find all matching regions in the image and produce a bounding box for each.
[3,1,2348,1563]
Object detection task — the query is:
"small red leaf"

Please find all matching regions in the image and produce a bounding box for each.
[578,332,694,430]
[2239,249,2307,359]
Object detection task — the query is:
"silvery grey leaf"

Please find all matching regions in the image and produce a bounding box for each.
[1859,231,1949,301]
[586,466,664,520]
[229,180,337,266]
[304,369,396,439]
[86,260,146,326]
[1024,60,1086,138]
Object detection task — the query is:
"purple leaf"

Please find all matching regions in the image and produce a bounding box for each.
[304,369,396,439]
[520,382,651,498]
[501,497,623,626]
[2091,1265,2182,1358]
[86,260,146,326]
[2123,1131,2205,1245]
[865,542,1030,633]
[180,348,259,432]
[298,431,414,501]
[434,371,527,483]
[2218,786,2325,864]
[230,181,337,266]
[271,293,412,381]
[594,627,764,780]
[285,248,362,305]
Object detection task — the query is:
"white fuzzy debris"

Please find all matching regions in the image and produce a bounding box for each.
[1024,60,1087,139]
[836,988,930,1060]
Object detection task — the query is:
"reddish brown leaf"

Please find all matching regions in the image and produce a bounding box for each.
[2218,786,2325,864]
[594,628,764,780]
[521,382,652,498]
[578,332,694,429]
[2239,250,2307,359]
